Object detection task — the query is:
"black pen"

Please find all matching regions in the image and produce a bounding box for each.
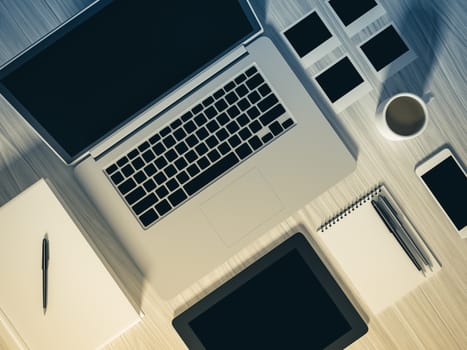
[379,195,430,267]
[371,199,422,271]
[42,236,49,314]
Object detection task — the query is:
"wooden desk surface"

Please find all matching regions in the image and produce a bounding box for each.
[0,0,465,349]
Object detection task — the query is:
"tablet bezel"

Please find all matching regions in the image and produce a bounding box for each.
[172,232,367,349]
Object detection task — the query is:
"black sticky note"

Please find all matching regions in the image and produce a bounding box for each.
[316,57,364,102]
[329,0,378,26]
[361,26,409,71]
[284,12,332,58]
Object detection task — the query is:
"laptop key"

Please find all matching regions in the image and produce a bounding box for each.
[213,89,225,99]
[175,141,188,155]
[226,120,240,134]
[128,149,139,159]
[258,94,279,112]
[235,85,248,97]
[149,133,161,144]
[175,157,188,170]
[192,104,203,114]
[168,189,188,207]
[165,149,177,162]
[196,127,209,140]
[155,156,168,169]
[234,73,247,84]
[261,132,273,143]
[155,200,172,216]
[163,135,176,148]
[195,143,208,156]
[131,157,145,170]
[258,83,271,97]
[225,92,239,104]
[239,127,252,141]
[154,172,167,185]
[187,164,200,177]
[176,171,189,184]
[207,149,221,162]
[214,99,228,112]
[173,128,187,141]
[138,141,150,152]
[166,179,178,191]
[139,209,158,227]
[206,120,220,133]
[118,178,136,195]
[228,134,241,148]
[184,152,239,195]
[282,118,294,129]
[248,136,262,150]
[235,143,253,159]
[156,185,169,199]
[245,66,257,76]
[110,171,124,185]
[116,156,128,167]
[133,193,158,215]
[202,96,214,107]
[134,171,147,184]
[194,113,207,126]
[206,135,219,148]
[218,142,231,155]
[247,91,261,104]
[215,128,229,141]
[197,156,210,170]
[186,135,198,147]
[164,164,177,178]
[144,163,157,176]
[152,142,166,155]
[184,120,196,133]
[217,112,230,126]
[237,113,249,127]
[181,111,193,122]
[160,126,171,137]
[227,105,240,118]
[269,121,283,136]
[121,164,135,177]
[237,98,250,111]
[170,119,182,129]
[106,164,118,175]
[143,179,156,192]
[246,106,260,119]
[224,81,235,91]
[125,187,145,205]
[141,150,155,162]
[249,120,262,133]
[259,104,285,126]
[185,150,198,163]
[245,73,264,90]
[205,106,217,119]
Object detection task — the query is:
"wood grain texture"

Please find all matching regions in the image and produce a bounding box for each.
[0,0,466,349]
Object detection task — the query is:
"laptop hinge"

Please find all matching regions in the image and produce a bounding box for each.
[89,45,248,161]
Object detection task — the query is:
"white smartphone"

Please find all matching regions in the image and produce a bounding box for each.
[416,148,466,238]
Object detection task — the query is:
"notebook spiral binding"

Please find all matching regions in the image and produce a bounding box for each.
[318,185,383,232]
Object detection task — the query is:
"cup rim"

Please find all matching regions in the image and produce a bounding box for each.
[383,92,428,137]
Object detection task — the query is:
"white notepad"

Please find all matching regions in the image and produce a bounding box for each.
[317,185,440,315]
[0,179,141,350]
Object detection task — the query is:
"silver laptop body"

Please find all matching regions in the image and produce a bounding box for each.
[2,1,355,298]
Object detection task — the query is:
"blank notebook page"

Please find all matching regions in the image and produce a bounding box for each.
[318,187,440,314]
[0,180,140,350]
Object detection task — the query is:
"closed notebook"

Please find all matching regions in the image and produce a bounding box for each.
[317,185,440,315]
[0,179,141,350]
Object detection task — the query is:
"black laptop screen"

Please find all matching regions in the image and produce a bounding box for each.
[0,0,256,160]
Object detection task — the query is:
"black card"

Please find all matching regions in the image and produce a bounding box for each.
[329,0,378,26]
[361,26,409,71]
[284,12,332,58]
[316,57,364,102]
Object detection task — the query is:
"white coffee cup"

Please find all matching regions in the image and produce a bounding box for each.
[376,92,429,141]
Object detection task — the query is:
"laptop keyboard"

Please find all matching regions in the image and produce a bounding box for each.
[104,66,296,228]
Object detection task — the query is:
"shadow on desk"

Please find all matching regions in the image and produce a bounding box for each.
[0,138,145,314]
[377,1,448,105]
[251,1,359,161]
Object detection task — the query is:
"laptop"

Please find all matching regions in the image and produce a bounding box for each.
[0,0,355,298]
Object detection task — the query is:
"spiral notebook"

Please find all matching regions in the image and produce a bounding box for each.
[317,185,440,315]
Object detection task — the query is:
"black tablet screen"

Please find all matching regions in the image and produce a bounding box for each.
[189,249,351,349]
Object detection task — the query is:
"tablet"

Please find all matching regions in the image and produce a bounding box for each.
[173,233,367,349]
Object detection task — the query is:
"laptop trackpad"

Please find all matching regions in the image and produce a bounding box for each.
[201,169,284,246]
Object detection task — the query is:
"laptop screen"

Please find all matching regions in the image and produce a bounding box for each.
[0,0,257,161]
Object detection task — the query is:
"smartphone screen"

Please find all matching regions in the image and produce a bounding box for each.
[421,156,466,230]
